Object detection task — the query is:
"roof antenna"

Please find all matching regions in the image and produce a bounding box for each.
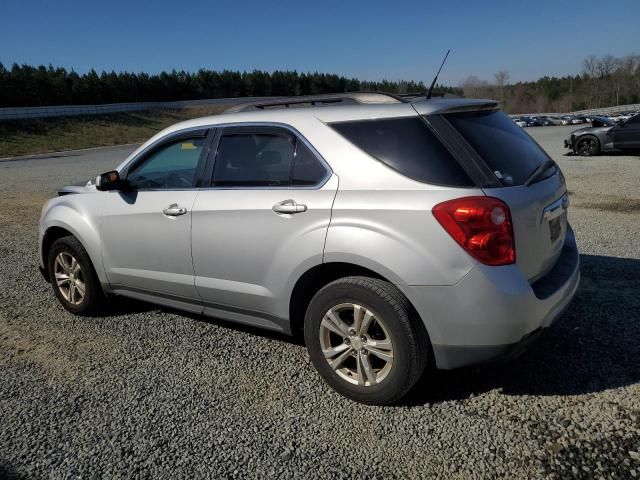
[426,49,451,99]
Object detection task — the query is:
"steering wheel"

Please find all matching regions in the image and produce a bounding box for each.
[166,172,192,188]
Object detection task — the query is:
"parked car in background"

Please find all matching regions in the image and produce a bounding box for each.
[513,117,528,127]
[39,93,580,405]
[539,116,562,126]
[525,116,544,127]
[561,116,582,125]
[564,113,640,155]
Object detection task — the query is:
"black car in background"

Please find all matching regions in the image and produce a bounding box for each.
[564,114,640,155]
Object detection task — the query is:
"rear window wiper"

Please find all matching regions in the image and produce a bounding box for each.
[524,159,556,187]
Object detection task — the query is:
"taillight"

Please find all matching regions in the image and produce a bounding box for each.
[432,196,515,266]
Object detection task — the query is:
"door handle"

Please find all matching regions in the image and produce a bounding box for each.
[272,199,307,214]
[163,203,188,216]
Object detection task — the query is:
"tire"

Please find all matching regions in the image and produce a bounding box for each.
[47,235,104,315]
[304,276,430,405]
[574,135,601,156]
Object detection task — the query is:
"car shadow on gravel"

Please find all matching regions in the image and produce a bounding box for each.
[563,150,640,157]
[101,296,303,346]
[0,461,27,480]
[405,254,640,406]
[94,254,639,406]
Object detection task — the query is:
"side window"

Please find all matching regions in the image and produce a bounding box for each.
[331,117,473,187]
[291,141,328,186]
[212,132,294,187]
[127,138,206,189]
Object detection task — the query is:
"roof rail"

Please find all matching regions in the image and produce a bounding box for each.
[224,92,407,113]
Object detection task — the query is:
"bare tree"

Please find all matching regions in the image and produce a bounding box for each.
[596,54,619,78]
[583,54,598,78]
[494,70,509,100]
[459,75,490,98]
[621,53,640,75]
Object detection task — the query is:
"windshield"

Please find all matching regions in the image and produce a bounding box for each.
[591,116,614,127]
[444,109,556,186]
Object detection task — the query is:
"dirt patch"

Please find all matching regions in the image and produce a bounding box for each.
[574,198,640,213]
[0,193,49,226]
[0,318,120,382]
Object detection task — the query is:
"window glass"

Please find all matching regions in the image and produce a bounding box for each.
[212,133,294,187]
[291,141,328,186]
[446,110,556,186]
[127,138,205,189]
[330,117,473,186]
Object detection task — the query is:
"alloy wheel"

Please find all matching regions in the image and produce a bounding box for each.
[54,252,85,305]
[577,137,596,155]
[319,303,394,386]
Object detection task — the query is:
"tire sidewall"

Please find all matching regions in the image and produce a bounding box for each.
[47,237,97,314]
[304,281,416,403]
[576,136,600,156]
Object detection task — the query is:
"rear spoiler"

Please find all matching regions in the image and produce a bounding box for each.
[412,98,500,116]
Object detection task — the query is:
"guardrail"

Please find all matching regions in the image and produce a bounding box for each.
[3,97,639,121]
[0,97,272,121]
[512,103,640,118]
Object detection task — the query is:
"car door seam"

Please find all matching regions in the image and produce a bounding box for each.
[322,174,340,264]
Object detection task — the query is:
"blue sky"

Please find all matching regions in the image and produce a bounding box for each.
[1,0,638,85]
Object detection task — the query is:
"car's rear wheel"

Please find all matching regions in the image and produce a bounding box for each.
[304,276,429,405]
[575,135,600,156]
[47,236,104,315]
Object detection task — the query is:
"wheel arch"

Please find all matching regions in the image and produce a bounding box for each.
[288,262,429,340]
[40,215,106,285]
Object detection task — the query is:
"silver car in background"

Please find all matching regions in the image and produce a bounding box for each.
[39,93,580,404]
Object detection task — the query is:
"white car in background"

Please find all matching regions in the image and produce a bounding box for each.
[513,117,528,127]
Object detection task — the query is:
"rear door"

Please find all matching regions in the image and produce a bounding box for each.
[190,125,337,324]
[442,109,568,281]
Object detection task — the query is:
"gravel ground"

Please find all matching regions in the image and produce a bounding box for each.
[1,126,639,479]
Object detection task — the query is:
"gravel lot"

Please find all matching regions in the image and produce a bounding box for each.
[1,126,639,479]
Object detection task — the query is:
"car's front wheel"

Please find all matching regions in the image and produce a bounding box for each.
[47,236,104,315]
[304,276,429,405]
[575,135,600,156]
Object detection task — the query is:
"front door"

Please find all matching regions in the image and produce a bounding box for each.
[191,126,337,327]
[101,131,211,300]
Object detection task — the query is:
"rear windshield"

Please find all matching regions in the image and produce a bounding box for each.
[445,110,555,186]
[329,117,473,187]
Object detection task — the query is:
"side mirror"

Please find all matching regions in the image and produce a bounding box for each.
[95,170,122,191]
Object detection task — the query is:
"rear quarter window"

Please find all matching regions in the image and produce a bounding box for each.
[445,110,555,186]
[329,117,474,187]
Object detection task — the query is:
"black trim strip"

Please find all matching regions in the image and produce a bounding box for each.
[109,284,287,327]
[422,114,501,188]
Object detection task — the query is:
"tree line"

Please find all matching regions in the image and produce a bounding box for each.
[2,53,637,113]
[0,63,461,108]
[459,53,640,114]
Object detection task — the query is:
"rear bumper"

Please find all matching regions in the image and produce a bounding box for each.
[401,226,580,369]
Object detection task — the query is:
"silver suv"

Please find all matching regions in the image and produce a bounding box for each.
[39,93,580,404]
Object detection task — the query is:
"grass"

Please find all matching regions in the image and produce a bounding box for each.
[0,105,231,158]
